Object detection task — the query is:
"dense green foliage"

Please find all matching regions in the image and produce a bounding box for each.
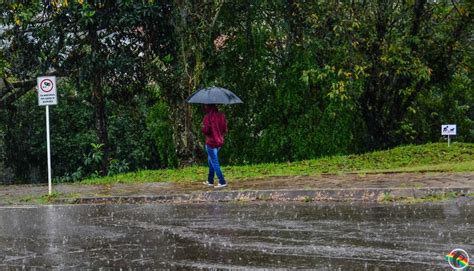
[83,143,474,184]
[0,1,472,184]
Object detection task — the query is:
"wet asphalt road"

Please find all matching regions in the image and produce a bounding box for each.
[0,199,473,270]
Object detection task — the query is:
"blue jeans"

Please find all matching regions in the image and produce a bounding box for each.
[206,145,226,185]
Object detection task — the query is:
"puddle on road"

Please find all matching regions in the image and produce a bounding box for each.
[0,200,472,270]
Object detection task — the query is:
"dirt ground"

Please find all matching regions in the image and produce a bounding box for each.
[0,172,473,205]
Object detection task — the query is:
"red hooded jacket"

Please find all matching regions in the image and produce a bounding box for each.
[202,106,227,148]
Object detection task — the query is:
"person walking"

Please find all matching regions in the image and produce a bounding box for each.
[202,104,228,188]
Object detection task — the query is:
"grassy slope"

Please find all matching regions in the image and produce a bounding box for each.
[83,142,474,184]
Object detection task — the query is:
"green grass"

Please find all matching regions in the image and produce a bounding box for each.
[83,142,474,185]
[381,191,463,204]
[18,191,63,204]
[360,160,474,173]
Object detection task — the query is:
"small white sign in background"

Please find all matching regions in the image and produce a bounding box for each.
[441,124,457,136]
[37,76,57,106]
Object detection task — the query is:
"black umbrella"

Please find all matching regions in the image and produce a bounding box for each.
[186,87,243,105]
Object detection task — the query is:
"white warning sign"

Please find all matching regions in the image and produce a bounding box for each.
[37,76,57,106]
[441,124,456,136]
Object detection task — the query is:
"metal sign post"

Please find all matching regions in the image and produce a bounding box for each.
[441,124,456,147]
[46,105,52,195]
[37,76,57,195]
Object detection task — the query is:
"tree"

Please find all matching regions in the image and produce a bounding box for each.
[145,0,225,166]
[1,1,157,175]
[0,0,472,184]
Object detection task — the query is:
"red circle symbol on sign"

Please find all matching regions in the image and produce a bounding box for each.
[40,79,54,92]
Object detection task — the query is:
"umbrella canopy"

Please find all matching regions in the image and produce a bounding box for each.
[186,87,243,105]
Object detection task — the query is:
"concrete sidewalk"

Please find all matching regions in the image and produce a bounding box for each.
[1,172,473,205]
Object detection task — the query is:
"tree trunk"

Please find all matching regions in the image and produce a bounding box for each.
[170,100,199,166]
[88,26,109,176]
[169,0,205,166]
[91,78,109,175]
[360,1,390,149]
[0,119,6,184]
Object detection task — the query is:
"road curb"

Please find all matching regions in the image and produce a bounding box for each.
[54,187,473,204]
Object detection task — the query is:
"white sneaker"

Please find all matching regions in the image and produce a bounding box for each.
[215,183,227,188]
[203,182,214,187]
